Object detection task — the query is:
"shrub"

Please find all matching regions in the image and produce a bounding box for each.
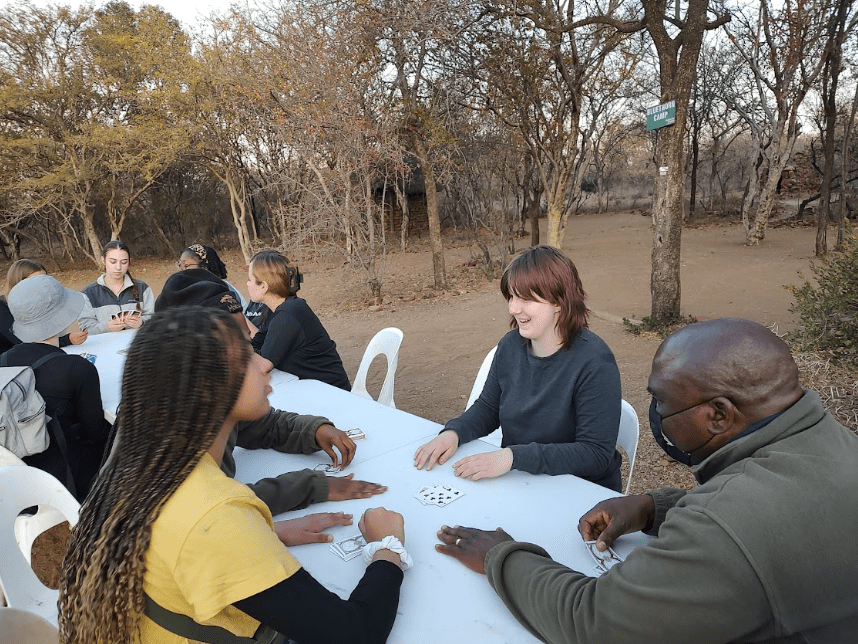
[785,227,858,368]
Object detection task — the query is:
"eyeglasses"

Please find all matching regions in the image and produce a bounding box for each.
[176,261,203,270]
[656,397,719,421]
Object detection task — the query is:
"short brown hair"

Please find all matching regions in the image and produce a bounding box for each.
[249,249,298,298]
[500,245,589,347]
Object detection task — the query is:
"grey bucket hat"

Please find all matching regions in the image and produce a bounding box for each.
[8,274,86,342]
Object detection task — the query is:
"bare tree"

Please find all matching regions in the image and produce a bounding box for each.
[726,0,831,246]
[816,0,858,255]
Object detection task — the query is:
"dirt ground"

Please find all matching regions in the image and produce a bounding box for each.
[21,209,824,587]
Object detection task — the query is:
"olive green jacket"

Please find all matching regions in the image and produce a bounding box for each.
[485,391,858,643]
[220,407,332,516]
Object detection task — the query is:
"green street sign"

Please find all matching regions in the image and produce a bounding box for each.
[646,100,676,131]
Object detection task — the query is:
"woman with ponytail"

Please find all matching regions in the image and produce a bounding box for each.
[59,308,407,644]
[79,240,154,334]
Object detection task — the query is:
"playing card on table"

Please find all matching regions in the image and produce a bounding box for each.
[331,534,366,561]
[80,353,97,364]
[414,483,464,507]
[345,428,366,440]
[584,540,624,575]
[313,463,341,474]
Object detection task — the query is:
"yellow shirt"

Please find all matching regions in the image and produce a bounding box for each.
[137,453,301,643]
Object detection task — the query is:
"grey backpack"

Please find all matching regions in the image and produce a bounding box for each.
[0,364,50,458]
[0,352,76,495]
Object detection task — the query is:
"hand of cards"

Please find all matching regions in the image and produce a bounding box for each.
[413,483,464,507]
[584,540,624,576]
[112,311,140,321]
[331,534,366,561]
[313,463,342,474]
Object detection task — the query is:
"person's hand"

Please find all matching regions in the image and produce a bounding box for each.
[273,512,353,546]
[315,424,356,468]
[123,312,142,329]
[578,494,655,551]
[69,329,88,345]
[414,430,459,471]
[435,525,514,574]
[327,473,387,501]
[452,448,513,481]
[107,316,126,332]
[359,507,405,543]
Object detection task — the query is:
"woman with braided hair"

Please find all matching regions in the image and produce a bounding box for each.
[79,240,155,334]
[59,308,407,644]
[177,243,247,307]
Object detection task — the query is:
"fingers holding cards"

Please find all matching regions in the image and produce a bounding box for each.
[585,540,624,576]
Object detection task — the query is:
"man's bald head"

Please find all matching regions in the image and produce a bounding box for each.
[654,318,802,420]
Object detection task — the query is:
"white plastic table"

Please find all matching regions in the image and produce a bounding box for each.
[233,380,652,644]
[62,330,136,423]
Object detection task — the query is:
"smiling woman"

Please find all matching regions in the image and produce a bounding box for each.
[413,245,624,491]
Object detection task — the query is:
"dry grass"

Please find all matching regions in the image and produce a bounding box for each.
[795,352,858,433]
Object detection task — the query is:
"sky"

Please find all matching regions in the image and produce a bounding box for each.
[19,0,247,30]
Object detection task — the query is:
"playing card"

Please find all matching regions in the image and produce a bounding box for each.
[80,353,97,364]
[313,463,341,474]
[413,485,434,505]
[433,484,464,507]
[584,540,624,573]
[331,534,366,561]
[414,484,464,506]
[345,428,366,440]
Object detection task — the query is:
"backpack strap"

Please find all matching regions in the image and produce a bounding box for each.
[30,351,78,497]
[143,593,284,644]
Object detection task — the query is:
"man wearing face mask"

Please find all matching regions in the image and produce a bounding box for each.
[434,318,858,644]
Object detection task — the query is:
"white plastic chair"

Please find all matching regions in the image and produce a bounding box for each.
[351,328,404,408]
[465,346,503,447]
[0,466,80,626]
[0,447,70,566]
[0,607,59,643]
[0,444,25,468]
[617,400,640,495]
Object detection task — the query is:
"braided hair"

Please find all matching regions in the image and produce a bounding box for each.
[58,308,251,644]
[102,240,142,313]
[184,243,229,280]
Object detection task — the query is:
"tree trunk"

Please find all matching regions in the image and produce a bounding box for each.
[650,127,685,321]
[394,179,410,252]
[816,0,848,257]
[411,133,446,289]
[545,160,575,248]
[689,130,699,219]
[80,207,103,267]
[216,166,254,263]
[530,196,540,246]
[747,132,796,245]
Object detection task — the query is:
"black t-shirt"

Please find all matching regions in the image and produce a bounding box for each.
[250,297,350,390]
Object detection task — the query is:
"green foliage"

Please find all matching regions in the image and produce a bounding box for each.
[622,314,698,338]
[785,227,858,367]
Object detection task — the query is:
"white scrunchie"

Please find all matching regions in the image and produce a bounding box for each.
[362,535,413,570]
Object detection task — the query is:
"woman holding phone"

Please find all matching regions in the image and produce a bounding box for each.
[59,308,407,644]
[79,240,154,334]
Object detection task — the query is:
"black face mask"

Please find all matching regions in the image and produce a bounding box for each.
[649,396,695,466]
